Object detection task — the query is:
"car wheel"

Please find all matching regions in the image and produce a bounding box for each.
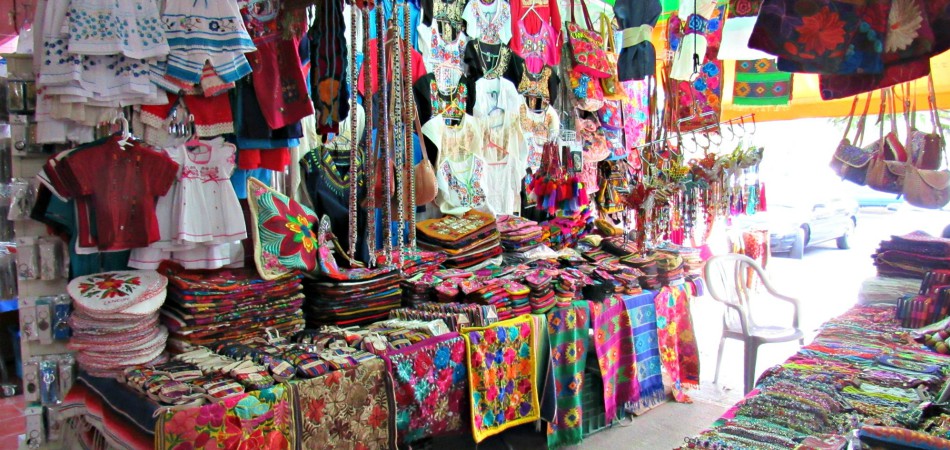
[789,228,805,259]
[836,218,855,250]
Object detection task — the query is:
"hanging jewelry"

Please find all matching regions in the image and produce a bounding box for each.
[363,7,377,267]
[347,1,361,260]
[390,13,407,263]
[377,7,394,266]
[404,2,417,248]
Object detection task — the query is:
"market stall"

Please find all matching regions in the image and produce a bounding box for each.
[3,0,949,448]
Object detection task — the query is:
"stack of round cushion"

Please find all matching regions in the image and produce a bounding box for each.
[67,271,169,378]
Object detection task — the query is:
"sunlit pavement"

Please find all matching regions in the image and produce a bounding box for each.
[689,207,950,406]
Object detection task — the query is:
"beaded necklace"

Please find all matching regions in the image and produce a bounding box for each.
[403,2,417,248]
[389,9,407,261]
[363,7,377,267]
[347,2,361,260]
[377,8,393,265]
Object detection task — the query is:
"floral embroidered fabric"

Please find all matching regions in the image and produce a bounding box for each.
[437,153,490,215]
[292,358,396,450]
[385,333,468,444]
[514,20,558,73]
[463,0,513,44]
[158,384,293,450]
[519,102,560,172]
[247,177,320,280]
[463,315,540,443]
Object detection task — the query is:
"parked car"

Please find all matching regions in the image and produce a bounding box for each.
[731,197,859,259]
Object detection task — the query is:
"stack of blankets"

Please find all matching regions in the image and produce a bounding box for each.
[497,215,543,252]
[417,210,502,269]
[67,271,170,377]
[303,266,403,327]
[461,278,531,321]
[161,268,305,350]
[655,252,686,285]
[874,231,950,279]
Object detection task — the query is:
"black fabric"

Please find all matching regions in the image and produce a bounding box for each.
[613,0,661,81]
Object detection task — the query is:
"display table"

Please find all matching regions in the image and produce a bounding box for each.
[56,285,704,449]
[679,304,950,449]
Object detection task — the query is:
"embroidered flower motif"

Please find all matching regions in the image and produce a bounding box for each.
[77,273,142,300]
[259,193,319,271]
[794,6,847,55]
[884,0,923,53]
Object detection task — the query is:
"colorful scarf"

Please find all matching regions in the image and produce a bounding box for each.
[157,384,294,450]
[732,59,792,107]
[624,291,666,414]
[590,296,640,422]
[291,358,396,449]
[384,333,468,445]
[545,302,590,449]
[463,315,539,443]
[654,285,700,403]
[531,313,557,423]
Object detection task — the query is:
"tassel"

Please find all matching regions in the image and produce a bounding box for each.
[758,182,767,211]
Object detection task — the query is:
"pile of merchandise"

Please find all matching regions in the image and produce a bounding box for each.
[303,267,403,327]
[160,267,305,351]
[67,271,169,378]
[497,215,543,252]
[417,211,503,269]
[873,232,950,279]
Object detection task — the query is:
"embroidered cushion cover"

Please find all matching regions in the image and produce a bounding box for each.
[247,177,320,280]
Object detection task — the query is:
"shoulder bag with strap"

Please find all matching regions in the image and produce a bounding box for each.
[903,75,950,209]
[565,0,612,79]
[830,93,874,186]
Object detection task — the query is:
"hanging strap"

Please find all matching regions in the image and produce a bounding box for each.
[841,95,860,142]
[569,0,595,30]
[851,94,873,147]
[926,73,948,169]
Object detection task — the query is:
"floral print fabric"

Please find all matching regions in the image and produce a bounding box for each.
[654,285,700,403]
[158,384,294,450]
[463,315,540,443]
[292,358,396,450]
[546,302,590,449]
[385,333,468,444]
[668,1,726,133]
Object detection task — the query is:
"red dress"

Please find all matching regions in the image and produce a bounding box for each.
[57,136,180,251]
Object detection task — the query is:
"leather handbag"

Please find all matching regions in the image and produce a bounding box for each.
[413,111,438,206]
[599,15,626,100]
[906,76,945,170]
[903,78,950,209]
[867,89,907,194]
[565,0,611,79]
[831,94,875,186]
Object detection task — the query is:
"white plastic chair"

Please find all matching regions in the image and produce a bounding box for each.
[704,253,804,394]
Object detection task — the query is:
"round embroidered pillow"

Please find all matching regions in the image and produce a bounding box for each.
[68,271,168,315]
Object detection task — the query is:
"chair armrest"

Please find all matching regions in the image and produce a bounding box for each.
[721,301,751,336]
[761,279,801,329]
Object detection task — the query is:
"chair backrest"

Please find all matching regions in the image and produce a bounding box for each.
[703,253,769,333]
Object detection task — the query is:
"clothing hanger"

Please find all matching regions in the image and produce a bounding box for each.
[183,114,211,158]
[114,114,132,149]
[520,2,543,23]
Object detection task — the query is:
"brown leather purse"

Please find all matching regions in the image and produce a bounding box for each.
[903,76,950,209]
[413,109,438,206]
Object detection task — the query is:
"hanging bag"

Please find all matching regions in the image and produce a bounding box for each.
[413,108,438,205]
[867,88,908,194]
[830,94,874,186]
[906,76,946,170]
[599,15,626,100]
[903,77,950,209]
[565,0,612,79]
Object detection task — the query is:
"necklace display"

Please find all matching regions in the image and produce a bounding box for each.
[389,14,407,263]
[347,2,361,261]
[363,7,377,268]
[378,8,394,266]
[404,2,417,249]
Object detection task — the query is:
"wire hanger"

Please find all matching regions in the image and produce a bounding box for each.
[520,2,542,22]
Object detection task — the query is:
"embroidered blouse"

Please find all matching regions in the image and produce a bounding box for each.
[518,101,560,172]
[516,65,560,109]
[511,19,559,73]
[413,73,477,125]
[422,0,466,40]
[436,153,491,216]
[463,41,525,88]
[509,0,562,51]
[476,110,527,215]
[473,77,524,119]
[462,0,513,45]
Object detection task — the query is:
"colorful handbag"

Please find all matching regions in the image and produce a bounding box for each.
[569,68,605,111]
[830,95,875,186]
[603,128,627,161]
[598,100,623,130]
[565,0,611,79]
[576,114,610,163]
[599,15,626,100]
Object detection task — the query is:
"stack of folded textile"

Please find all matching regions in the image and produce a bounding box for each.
[161,267,305,351]
[461,278,531,320]
[602,236,638,257]
[656,252,686,286]
[303,266,403,327]
[525,270,557,313]
[622,254,660,289]
[541,215,589,250]
[554,268,590,307]
[67,271,170,378]
[417,210,503,268]
[874,231,950,279]
[396,251,446,306]
[497,215,544,252]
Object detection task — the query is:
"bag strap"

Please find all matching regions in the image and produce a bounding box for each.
[927,73,948,169]
[601,13,614,51]
[841,95,860,142]
[569,0,595,30]
[852,94,872,146]
[413,100,429,167]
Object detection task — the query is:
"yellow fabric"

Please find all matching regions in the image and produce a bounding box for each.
[462,315,540,443]
[721,51,950,122]
[621,24,654,48]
